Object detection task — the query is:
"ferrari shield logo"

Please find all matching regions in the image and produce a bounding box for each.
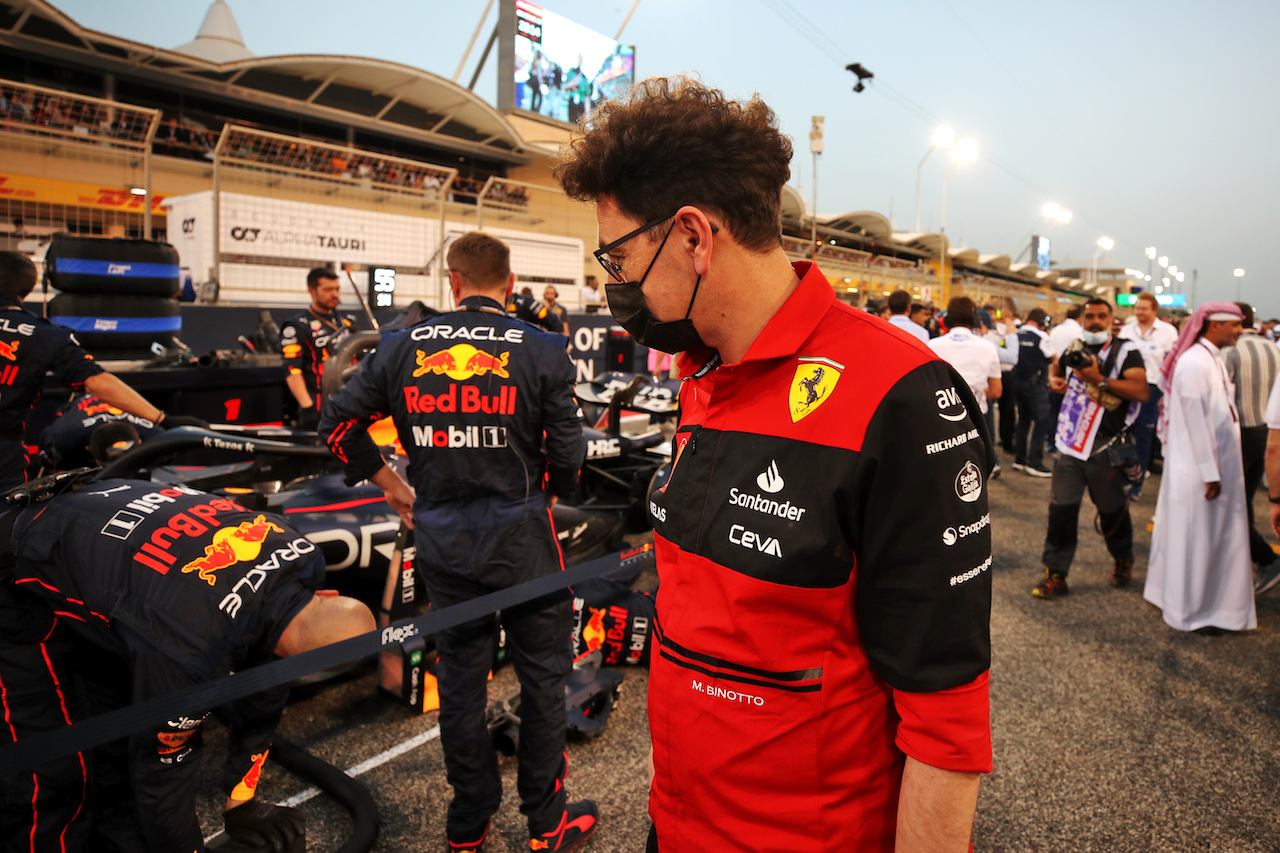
[789,356,844,422]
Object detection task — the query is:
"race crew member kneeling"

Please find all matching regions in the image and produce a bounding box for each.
[557,77,993,852]
[0,251,204,491]
[0,479,375,852]
[281,267,358,429]
[320,230,592,853]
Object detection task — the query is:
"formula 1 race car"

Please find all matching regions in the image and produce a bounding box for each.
[42,370,674,608]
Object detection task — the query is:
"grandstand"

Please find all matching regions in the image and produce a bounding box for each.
[0,0,1122,312]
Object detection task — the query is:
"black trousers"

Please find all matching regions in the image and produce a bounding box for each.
[997,373,1017,450]
[1013,378,1051,468]
[1042,452,1133,577]
[1240,425,1277,567]
[417,511,572,841]
[0,586,144,853]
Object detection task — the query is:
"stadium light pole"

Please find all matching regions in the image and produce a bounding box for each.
[615,0,643,40]
[915,126,956,232]
[939,140,978,302]
[1235,267,1246,301]
[809,116,824,262]
[1014,203,1071,264]
[454,0,496,83]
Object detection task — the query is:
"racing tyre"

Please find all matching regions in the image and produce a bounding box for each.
[45,235,181,297]
[49,292,182,353]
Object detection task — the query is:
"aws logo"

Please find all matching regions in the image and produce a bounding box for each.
[413,344,509,380]
[936,387,967,422]
[181,515,284,586]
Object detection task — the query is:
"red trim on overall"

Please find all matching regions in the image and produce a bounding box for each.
[13,579,110,623]
[284,496,385,514]
[29,774,39,853]
[546,508,567,573]
[39,635,87,853]
[51,612,86,623]
[327,420,356,464]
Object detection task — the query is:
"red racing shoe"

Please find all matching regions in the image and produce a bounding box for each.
[529,801,598,851]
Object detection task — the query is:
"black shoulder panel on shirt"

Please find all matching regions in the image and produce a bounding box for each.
[851,359,993,693]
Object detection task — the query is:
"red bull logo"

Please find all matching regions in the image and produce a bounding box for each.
[404,384,517,415]
[0,340,18,360]
[413,344,509,380]
[180,515,284,586]
[582,607,608,652]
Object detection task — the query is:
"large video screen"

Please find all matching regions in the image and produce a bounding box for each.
[511,1,635,124]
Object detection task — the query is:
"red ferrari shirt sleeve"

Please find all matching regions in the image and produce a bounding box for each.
[892,670,992,773]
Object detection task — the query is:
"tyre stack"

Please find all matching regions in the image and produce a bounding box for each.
[45,235,182,361]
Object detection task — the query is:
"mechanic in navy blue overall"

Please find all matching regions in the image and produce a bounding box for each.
[0,252,196,492]
[0,478,375,853]
[281,267,358,430]
[507,287,565,334]
[320,230,595,853]
[1012,307,1057,477]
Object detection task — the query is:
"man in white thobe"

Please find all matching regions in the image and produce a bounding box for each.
[1145,303,1256,632]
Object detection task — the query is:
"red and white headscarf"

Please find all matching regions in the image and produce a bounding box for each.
[1158,301,1243,391]
[1156,301,1243,442]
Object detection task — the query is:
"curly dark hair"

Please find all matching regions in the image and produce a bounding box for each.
[555,77,793,253]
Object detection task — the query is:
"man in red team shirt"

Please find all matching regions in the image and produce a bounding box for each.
[557,77,994,852]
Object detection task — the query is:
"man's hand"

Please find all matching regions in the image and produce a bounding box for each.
[1270,503,1280,539]
[372,464,415,529]
[1049,376,1069,393]
[1075,354,1104,385]
[222,800,304,853]
[549,494,559,509]
[1206,481,1222,500]
[296,406,320,431]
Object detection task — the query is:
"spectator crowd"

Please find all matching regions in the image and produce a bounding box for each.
[894,287,1280,629]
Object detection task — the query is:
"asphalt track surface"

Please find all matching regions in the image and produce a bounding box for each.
[193,452,1280,852]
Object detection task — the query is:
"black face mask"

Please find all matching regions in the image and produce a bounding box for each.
[605,221,706,354]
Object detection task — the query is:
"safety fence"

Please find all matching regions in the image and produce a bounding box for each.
[196,125,458,308]
[780,236,1066,314]
[0,530,652,774]
[474,176,597,310]
[0,77,161,250]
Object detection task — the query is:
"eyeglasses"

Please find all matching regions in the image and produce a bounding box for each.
[593,212,678,283]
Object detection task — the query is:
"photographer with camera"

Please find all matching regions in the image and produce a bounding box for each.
[1032,297,1148,599]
